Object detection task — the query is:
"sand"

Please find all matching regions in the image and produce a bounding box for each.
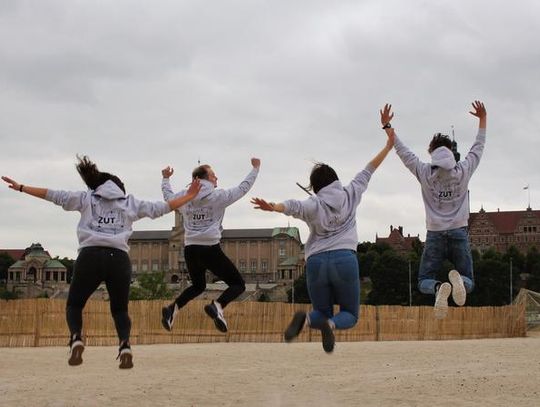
[1,336,539,407]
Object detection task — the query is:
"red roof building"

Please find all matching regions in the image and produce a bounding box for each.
[376,225,421,255]
[468,207,540,253]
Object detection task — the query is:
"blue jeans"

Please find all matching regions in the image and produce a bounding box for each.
[306,249,360,330]
[418,227,474,295]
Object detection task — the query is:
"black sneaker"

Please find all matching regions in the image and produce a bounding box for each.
[284,311,306,342]
[117,341,133,369]
[320,320,335,353]
[161,303,177,331]
[68,334,84,366]
[204,300,228,333]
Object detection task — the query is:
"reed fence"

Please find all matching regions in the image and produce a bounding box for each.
[0,299,526,347]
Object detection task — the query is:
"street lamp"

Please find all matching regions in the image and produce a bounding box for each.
[510,257,513,304]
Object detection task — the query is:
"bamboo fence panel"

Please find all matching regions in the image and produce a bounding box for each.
[0,299,526,348]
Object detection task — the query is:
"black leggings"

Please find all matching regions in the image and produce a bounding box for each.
[66,246,132,342]
[173,244,245,309]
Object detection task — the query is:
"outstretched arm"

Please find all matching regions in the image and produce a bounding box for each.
[369,106,395,170]
[219,158,260,206]
[250,197,285,213]
[1,176,48,199]
[381,103,425,179]
[462,100,487,176]
[167,178,201,210]
[161,166,177,200]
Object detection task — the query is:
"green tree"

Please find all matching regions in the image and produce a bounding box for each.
[525,247,540,292]
[287,272,310,303]
[0,252,15,283]
[0,287,20,300]
[129,272,172,300]
[367,250,410,305]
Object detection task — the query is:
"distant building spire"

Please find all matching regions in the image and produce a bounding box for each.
[450,125,460,161]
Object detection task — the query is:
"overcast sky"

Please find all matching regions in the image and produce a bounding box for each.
[1,0,539,259]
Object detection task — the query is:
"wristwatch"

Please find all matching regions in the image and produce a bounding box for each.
[382,123,392,129]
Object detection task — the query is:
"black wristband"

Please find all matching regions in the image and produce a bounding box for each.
[19,184,24,192]
[382,123,392,129]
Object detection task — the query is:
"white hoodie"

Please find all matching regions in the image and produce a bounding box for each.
[162,167,259,246]
[394,129,486,231]
[282,165,374,259]
[45,180,171,252]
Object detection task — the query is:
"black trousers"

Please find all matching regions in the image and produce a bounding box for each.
[173,244,245,309]
[66,246,132,342]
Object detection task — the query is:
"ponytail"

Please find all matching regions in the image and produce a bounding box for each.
[75,155,125,193]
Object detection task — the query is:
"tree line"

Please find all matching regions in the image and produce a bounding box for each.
[289,242,540,306]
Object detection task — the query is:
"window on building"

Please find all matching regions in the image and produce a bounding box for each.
[141,263,148,272]
[239,260,246,272]
[16,272,21,281]
[152,262,159,271]
[9,272,13,281]
[45,271,51,281]
[251,259,257,273]
[53,272,58,282]
[261,259,268,272]
[132,263,138,272]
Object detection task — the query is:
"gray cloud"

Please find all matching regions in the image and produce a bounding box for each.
[1,0,539,258]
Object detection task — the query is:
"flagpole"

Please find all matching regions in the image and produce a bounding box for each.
[524,184,531,209]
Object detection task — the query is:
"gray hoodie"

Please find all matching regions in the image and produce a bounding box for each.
[282,165,374,259]
[162,167,259,246]
[45,180,171,252]
[394,129,486,231]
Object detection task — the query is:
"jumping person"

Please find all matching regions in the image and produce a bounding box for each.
[1,156,201,368]
[160,158,260,333]
[251,121,394,353]
[381,101,487,319]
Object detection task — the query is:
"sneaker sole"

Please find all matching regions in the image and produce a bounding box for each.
[161,307,173,332]
[68,343,84,366]
[434,282,452,320]
[204,304,228,333]
[320,322,335,353]
[449,270,466,306]
[284,312,306,342]
[119,352,133,369]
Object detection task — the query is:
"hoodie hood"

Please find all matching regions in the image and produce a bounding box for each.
[316,180,346,210]
[193,179,215,202]
[430,146,456,170]
[93,180,126,200]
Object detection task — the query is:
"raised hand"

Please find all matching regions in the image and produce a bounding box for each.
[186,178,201,197]
[162,166,174,179]
[251,158,261,169]
[469,100,486,119]
[380,103,394,127]
[251,197,274,211]
[1,176,20,191]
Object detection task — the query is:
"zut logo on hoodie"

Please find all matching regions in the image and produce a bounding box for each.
[90,209,126,235]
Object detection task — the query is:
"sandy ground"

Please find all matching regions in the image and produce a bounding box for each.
[1,336,539,407]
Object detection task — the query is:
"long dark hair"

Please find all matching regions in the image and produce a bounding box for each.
[308,163,339,194]
[75,155,125,193]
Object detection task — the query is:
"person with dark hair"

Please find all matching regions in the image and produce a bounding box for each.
[381,101,487,319]
[250,123,394,353]
[1,156,201,368]
[160,158,260,333]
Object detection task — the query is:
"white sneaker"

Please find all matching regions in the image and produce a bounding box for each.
[434,282,452,319]
[448,270,466,306]
[204,300,228,333]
